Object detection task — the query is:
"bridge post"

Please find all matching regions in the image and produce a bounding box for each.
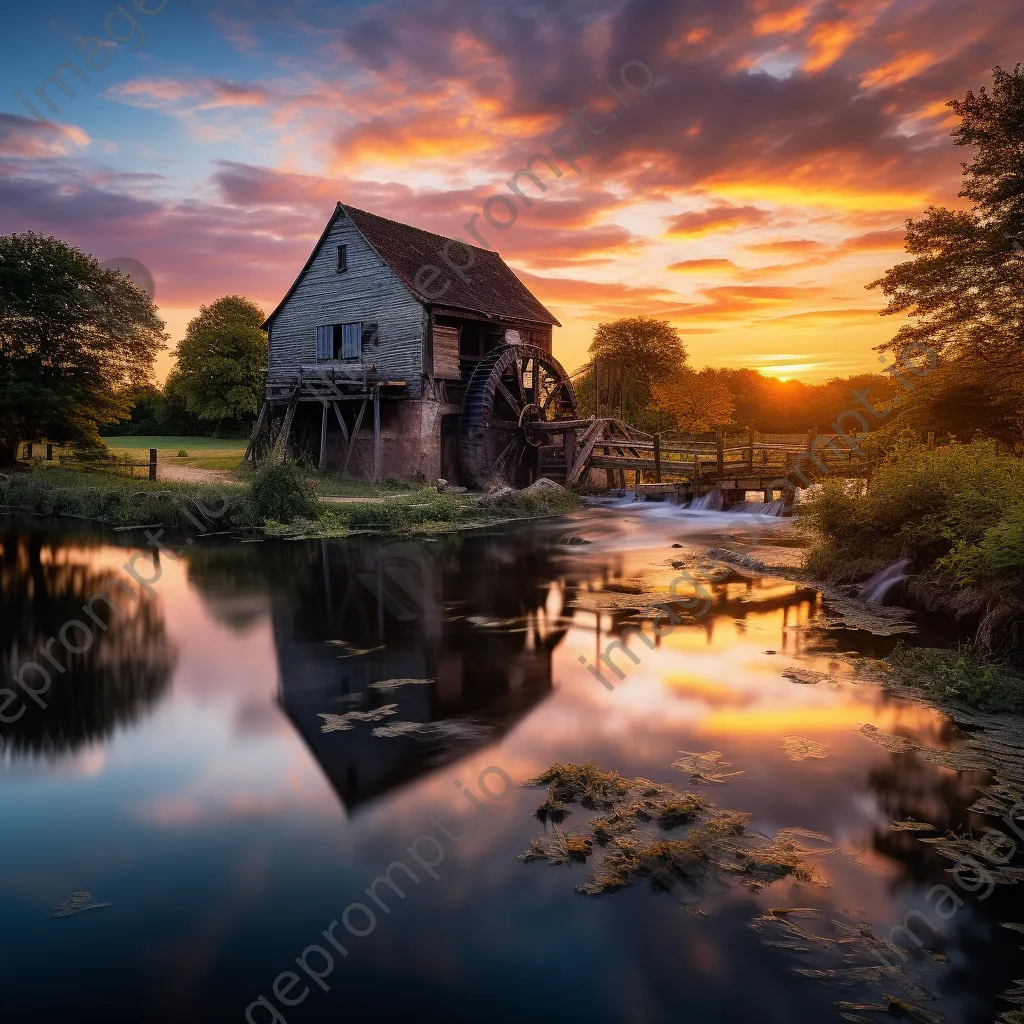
[806,427,816,454]
[746,426,753,470]
[716,431,724,474]
[654,433,662,483]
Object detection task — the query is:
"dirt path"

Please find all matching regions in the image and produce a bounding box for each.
[158,465,237,485]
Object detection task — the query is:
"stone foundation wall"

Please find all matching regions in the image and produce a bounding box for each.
[324,397,463,484]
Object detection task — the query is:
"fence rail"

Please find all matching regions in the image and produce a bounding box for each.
[20,443,158,480]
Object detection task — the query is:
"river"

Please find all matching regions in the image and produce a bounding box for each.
[2,508,1022,1023]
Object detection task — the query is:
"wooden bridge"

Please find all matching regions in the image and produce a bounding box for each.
[531,419,867,499]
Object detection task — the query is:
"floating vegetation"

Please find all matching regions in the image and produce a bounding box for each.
[369,677,435,692]
[890,820,938,832]
[858,723,920,754]
[520,762,835,899]
[465,615,528,630]
[783,667,836,686]
[671,750,744,784]
[371,719,490,743]
[53,892,110,918]
[325,640,384,657]
[809,588,917,636]
[781,735,831,761]
[317,704,398,733]
[752,908,944,1015]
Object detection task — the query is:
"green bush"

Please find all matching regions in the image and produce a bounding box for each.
[799,438,1024,643]
[889,642,1024,713]
[250,462,319,523]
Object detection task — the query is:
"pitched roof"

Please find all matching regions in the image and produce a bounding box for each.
[263,202,560,329]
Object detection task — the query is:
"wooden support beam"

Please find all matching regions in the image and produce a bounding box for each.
[372,385,381,483]
[716,431,724,474]
[245,401,269,462]
[342,398,367,477]
[747,426,754,468]
[318,400,329,471]
[331,401,350,477]
[654,433,661,483]
[276,397,298,461]
[149,448,157,481]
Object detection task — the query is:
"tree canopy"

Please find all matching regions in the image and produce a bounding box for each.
[579,316,686,430]
[169,295,267,426]
[869,65,1024,442]
[652,367,735,433]
[0,232,166,462]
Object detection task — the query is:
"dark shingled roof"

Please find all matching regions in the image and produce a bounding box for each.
[264,202,560,328]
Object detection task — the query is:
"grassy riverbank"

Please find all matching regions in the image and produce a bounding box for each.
[799,438,1024,647]
[0,464,578,535]
[884,643,1024,714]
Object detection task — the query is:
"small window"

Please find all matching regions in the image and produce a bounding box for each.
[316,322,364,360]
[337,245,348,273]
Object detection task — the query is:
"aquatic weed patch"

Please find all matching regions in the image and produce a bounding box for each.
[520,761,836,898]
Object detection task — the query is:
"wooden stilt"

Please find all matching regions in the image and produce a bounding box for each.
[277,397,298,461]
[245,401,269,463]
[372,385,382,483]
[342,398,367,477]
[318,400,329,471]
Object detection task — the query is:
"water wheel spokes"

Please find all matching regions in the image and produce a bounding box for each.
[459,344,578,490]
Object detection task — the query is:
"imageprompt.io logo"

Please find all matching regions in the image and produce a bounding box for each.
[99,256,155,299]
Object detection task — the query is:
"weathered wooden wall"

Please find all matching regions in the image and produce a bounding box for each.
[268,211,425,396]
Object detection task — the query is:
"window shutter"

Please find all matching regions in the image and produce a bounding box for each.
[315,325,335,359]
[341,322,361,359]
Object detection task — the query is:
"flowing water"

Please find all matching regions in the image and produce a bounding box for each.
[2,510,1023,1024]
[860,557,912,605]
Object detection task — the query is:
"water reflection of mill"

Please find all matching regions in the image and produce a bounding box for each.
[272,531,579,811]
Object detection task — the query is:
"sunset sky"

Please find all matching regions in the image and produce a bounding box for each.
[2,0,1020,383]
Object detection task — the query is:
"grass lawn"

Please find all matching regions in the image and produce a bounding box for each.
[100,435,248,470]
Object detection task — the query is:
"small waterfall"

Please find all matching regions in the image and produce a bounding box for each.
[726,499,787,517]
[859,557,910,604]
[690,489,723,511]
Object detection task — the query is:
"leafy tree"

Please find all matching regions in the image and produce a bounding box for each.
[580,315,686,429]
[171,296,267,429]
[869,65,1024,442]
[652,367,735,433]
[0,232,166,463]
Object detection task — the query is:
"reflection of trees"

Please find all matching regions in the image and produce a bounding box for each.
[0,525,175,759]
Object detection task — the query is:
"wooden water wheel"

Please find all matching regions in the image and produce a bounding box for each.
[459,344,578,489]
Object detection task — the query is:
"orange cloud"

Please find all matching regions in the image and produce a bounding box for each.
[804,21,859,72]
[665,205,772,238]
[668,258,737,273]
[861,51,936,89]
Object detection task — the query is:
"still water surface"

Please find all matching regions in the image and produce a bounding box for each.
[1,509,1022,1023]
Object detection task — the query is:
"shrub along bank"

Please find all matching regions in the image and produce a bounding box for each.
[799,437,1024,647]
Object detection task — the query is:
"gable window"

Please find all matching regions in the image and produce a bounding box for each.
[315,322,370,361]
[336,245,348,273]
